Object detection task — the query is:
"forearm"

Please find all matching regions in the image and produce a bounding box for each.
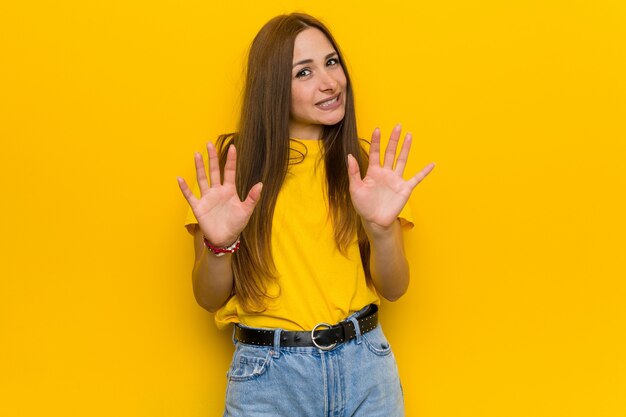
[365,219,410,301]
[191,226,234,312]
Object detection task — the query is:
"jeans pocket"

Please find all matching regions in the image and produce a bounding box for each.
[227,344,273,382]
[361,326,393,356]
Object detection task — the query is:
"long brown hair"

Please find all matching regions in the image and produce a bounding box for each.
[217,13,370,312]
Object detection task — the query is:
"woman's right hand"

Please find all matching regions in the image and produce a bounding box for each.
[177,142,263,247]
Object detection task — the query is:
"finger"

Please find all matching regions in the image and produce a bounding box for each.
[383,124,402,169]
[194,152,210,194]
[368,128,381,169]
[177,176,198,206]
[406,162,436,190]
[207,142,222,188]
[394,132,413,175]
[223,144,237,185]
[242,182,263,213]
[347,154,363,190]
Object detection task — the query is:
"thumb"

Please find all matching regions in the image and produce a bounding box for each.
[347,154,362,190]
[242,182,263,212]
[177,176,198,207]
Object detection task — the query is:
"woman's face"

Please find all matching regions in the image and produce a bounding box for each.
[289,28,347,139]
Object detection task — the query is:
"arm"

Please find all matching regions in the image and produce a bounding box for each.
[365,219,409,301]
[178,142,262,312]
[347,124,435,301]
[190,224,234,312]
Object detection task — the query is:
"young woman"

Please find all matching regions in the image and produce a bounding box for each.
[177,13,434,417]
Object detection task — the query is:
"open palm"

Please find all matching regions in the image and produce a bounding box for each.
[177,143,262,247]
[347,125,435,231]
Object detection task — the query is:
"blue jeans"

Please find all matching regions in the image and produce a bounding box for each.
[223,311,404,416]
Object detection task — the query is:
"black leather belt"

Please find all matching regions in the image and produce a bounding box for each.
[234,304,378,351]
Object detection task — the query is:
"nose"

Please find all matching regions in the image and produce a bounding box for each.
[318,69,338,92]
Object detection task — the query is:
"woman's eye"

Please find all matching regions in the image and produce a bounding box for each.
[327,58,340,66]
[295,68,312,79]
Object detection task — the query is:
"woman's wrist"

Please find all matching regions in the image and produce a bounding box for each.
[203,235,241,257]
[361,218,397,242]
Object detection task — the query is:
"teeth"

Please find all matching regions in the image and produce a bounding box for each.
[318,97,338,107]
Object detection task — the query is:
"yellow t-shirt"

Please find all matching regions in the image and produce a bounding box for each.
[184,139,414,330]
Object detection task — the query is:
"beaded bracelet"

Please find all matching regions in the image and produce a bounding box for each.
[203,236,241,257]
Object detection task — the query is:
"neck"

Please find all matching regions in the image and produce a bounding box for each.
[289,122,323,140]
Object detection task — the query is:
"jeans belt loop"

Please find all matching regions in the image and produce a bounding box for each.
[272,329,282,358]
[348,316,362,345]
[231,324,237,345]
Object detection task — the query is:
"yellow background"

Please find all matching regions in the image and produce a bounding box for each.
[1,0,625,416]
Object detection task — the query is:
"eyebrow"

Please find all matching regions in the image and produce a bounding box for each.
[292,52,338,68]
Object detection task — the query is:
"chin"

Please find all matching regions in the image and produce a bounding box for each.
[322,110,346,127]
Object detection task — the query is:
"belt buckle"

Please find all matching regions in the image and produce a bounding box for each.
[311,322,337,351]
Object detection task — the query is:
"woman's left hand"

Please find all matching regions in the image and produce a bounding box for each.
[347,124,435,234]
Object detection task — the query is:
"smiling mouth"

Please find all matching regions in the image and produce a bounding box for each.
[316,94,341,109]
[318,96,338,107]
